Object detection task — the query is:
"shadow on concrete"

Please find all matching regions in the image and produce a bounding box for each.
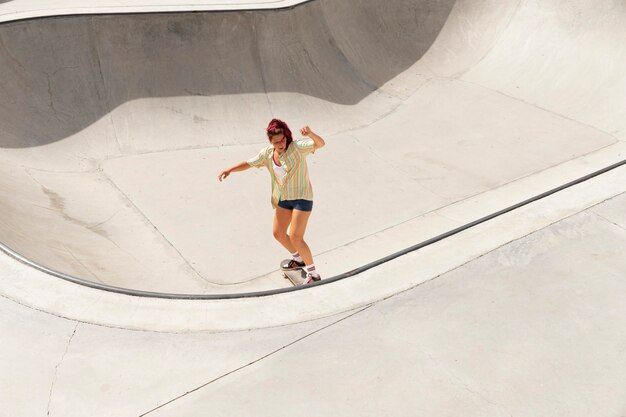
[0,0,455,148]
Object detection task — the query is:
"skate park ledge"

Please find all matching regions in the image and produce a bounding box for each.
[1,144,624,332]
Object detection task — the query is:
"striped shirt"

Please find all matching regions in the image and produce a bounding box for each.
[247,139,316,208]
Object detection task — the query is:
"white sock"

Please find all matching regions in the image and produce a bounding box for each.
[291,251,303,263]
[306,264,319,277]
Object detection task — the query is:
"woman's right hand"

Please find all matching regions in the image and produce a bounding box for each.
[218,170,231,182]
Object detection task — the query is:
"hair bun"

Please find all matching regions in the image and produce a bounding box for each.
[266,119,293,146]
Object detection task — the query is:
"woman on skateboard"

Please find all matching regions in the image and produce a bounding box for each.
[218,119,326,285]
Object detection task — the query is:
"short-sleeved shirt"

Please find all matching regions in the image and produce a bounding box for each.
[247,139,316,208]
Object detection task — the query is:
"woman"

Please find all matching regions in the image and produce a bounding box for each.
[218,119,326,285]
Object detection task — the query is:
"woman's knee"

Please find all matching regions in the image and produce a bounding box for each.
[273,229,287,242]
[289,234,305,246]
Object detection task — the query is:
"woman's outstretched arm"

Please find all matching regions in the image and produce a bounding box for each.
[301,126,325,150]
[218,161,251,182]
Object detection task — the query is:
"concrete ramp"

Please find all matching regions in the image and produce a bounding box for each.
[0,0,624,294]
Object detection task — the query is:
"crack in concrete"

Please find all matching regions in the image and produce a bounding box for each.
[589,209,626,232]
[46,323,79,417]
[89,211,118,230]
[44,71,62,122]
[252,13,275,119]
[138,304,373,416]
[43,66,79,123]
[457,76,621,143]
[0,31,25,71]
[88,17,123,154]
[84,211,152,265]
[99,171,212,286]
[61,244,105,284]
[52,66,79,77]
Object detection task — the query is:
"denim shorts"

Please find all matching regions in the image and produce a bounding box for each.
[277,199,313,212]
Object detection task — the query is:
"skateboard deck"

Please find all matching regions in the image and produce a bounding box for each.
[281,259,306,286]
[282,268,306,286]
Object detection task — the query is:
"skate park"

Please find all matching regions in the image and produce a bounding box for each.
[1,0,625,415]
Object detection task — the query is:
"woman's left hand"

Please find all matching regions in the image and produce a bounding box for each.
[300,126,313,137]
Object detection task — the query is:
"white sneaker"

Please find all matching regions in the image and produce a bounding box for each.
[302,273,321,285]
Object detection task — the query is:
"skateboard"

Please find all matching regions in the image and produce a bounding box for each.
[281,259,307,286]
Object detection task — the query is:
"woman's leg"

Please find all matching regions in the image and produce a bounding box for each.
[289,209,314,265]
[273,206,297,253]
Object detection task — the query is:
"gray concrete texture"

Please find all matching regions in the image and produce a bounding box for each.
[0,0,624,294]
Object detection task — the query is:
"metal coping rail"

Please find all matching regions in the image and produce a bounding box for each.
[1,159,625,300]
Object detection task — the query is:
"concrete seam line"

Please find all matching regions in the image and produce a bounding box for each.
[100,171,212,285]
[456,77,622,142]
[46,322,80,416]
[137,304,373,416]
[589,209,626,233]
[1,159,625,300]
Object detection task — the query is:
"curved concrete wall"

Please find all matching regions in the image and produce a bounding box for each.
[0,0,623,294]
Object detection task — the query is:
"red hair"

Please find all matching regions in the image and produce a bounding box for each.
[266,118,293,148]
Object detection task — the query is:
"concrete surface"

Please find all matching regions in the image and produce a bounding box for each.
[1,1,625,416]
